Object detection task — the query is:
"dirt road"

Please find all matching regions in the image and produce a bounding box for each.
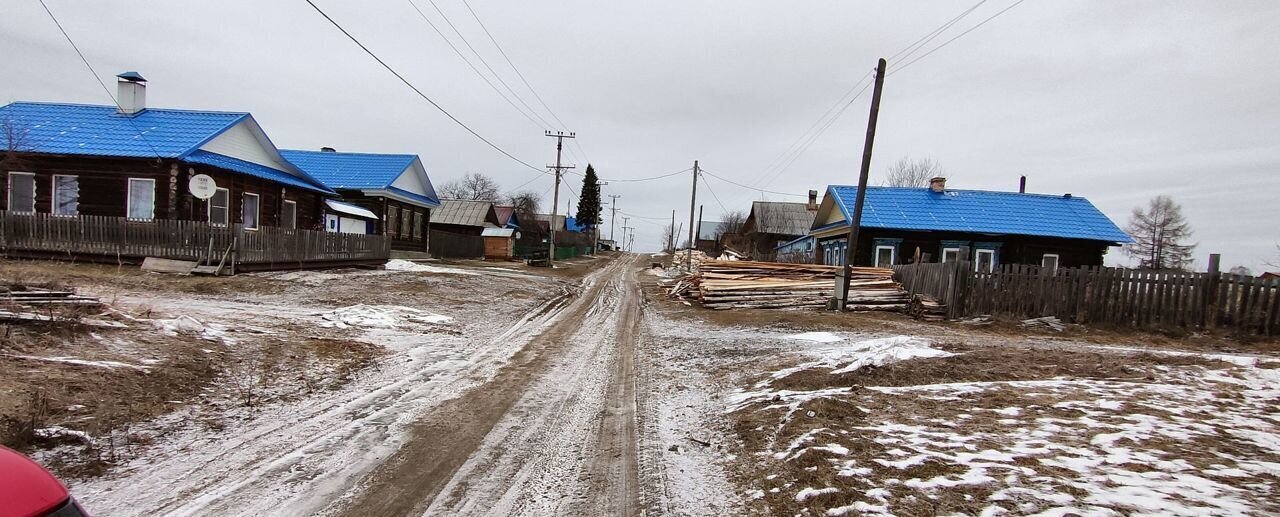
[324,254,649,516]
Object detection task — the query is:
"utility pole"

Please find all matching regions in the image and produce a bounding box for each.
[545,130,575,266]
[607,193,620,247]
[696,205,704,252]
[835,58,887,310]
[669,209,676,253]
[686,160,699,271]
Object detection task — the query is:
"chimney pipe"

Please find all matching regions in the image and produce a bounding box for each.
[115,72,147,115]
[321,147,337,153]
[807,189,818,210]
[929,176,946,193]
[1019,175,1026,194]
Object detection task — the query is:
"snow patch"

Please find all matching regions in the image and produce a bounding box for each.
[385,259,479,276]
[783,331,844,343]
[318,304,452,329]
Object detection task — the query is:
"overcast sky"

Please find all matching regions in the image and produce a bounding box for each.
[3,1,1277,270]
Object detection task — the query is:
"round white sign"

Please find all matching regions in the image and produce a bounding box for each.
[188,174,217,200]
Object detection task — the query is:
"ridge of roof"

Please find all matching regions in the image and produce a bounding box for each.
[4,100,250,117]
[828,185,1094,201]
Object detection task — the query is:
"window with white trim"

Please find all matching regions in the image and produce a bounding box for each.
[8,172,35,213]
[874,245,896,268]
[282,200,297,229]
[941,247,960,263]
[1042,253,1060,274]
[242,192,260,230]
[208,188,229,226]
[387,205,400,238]
[126,178,155,220]
[52,175,78,216]
[976,249,996,273]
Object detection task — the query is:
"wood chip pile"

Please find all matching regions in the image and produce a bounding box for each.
[669,260,909,311]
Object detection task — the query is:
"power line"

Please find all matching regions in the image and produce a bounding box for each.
[888,0,990,63]
[757,78,875,190]
[601,167,692,183]
[303,0,547,175]
[699,168,807,197]
[700,173,730,215]
[37,0,163,158]
[405,0,546,130]
[459,0,566,130]
[890,0,1029,76]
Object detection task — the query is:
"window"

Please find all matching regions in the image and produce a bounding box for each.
[976,249,996,273]
[242,192,260,230]
[1042,253,1060,274]
[208,188,229,226]
[51,175,78,216]
[874,245,896,268]
[412,209,423,239]
[400,208,412,240]
[941,247,960,263]
[127,178,155,220]
[282,200,297,229]
[387,205,400,238]
[8,172,35,213]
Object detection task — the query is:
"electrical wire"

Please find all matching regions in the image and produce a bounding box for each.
[699,168,807,197]
[757,78,875,190]
[459,0,569,131]
[600,167,692,183]
[37,0,164,158]
[890,0,1029,76]
[303,0,548,175]
[888,0,990,63]
[406,0,546,130]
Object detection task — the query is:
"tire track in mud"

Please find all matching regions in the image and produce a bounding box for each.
[327,256,644,516]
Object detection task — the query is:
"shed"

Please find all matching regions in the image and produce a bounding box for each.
[481,227,518,259]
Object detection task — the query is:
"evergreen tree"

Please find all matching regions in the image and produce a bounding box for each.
[575,164,602,227]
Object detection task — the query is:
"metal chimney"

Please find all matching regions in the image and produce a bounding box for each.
[1019,175,1026,194]
[116,72,147,115]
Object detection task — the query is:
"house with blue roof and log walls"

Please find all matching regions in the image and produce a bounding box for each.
[280,148,440,252]
[0,72,390,270]
[809,177,1132,272]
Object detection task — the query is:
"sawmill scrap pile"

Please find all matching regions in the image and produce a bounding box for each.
[908,294,947,321]
[694,260,908,311]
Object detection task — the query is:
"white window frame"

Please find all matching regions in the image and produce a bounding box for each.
[975,249,996,273]
[282,200,297,229]
[941,247,960,263]
[8,171,36,214]
[51,174,79,216]
[1042,253,1060,274]
[208,187,230,227]
[126,177,155,221]
[874,244,896,268]
[242,192,260,231]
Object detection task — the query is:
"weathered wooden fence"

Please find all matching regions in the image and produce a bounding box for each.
[894,261,1280,335]
[428,229,484,259]
[0,211,389,270]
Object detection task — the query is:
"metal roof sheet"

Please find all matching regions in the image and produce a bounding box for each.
[748,201,817,236]
[434,199,496,227]
[279,149,418,191]
[325,199,378,219]
[183,151,333,194]
[0,101,246,158]
[825,186,1132,244]
[482,227,515,237]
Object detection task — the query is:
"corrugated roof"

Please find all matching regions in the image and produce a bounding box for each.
[279,149,417,190]
[482,227,515,237]
[184,151,332,194]
[747,201,817,236]
[434,199,496,227]
[824,186,1132,244]
[0,101,246,158]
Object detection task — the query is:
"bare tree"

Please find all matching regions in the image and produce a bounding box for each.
[715,210,747,239]
[1,116,33,170]
[1267,243,1280,269]
[505,190,541,226]
[440,172,500,200]
[883,156,942,187]
[1125,195,1196,271]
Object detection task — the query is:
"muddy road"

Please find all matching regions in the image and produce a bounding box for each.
[325,254,651,516]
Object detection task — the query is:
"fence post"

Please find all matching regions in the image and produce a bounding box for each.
[1203,253,1220,330]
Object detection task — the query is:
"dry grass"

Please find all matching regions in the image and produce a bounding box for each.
[0,259,286,296]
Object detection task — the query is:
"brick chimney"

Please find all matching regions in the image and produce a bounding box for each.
[116,72,146,115]
[929,176,946,193]
[807,189,818,210]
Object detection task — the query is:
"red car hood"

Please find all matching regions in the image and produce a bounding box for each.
[0,446,69,517]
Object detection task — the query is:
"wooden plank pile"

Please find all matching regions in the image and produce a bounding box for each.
[688,260,909,311]
[0,285,101,307]
[908,294,947,321]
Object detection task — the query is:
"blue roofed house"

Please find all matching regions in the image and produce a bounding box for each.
[280,148,440,252]
[810,177,1132,272]
[0,73,391,270]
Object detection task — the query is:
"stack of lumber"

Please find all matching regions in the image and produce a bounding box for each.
[670,249,711,271]
[908,294,947,321]
[694,260,908,311]
[0,285,100,307]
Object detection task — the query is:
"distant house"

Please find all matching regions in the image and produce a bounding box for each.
[809,178,1131,271]
[493,205,520,229]
[741,191,820,259]
[695,220,722,254]
[0,73,388,269]
[1262,272,1280,280]
[775,235,816,263]
[433,199,500,235]
[281,148,440,251]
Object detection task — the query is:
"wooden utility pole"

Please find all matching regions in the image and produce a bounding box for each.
[669,210,676,253]
[686,160,699,271]
[835,58,887,310]
[545,130,575,265]
[608,194,621,242]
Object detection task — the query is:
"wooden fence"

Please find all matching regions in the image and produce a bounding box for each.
[893,261,1280,335]
[0,211,389,270]
[428,229,485,259]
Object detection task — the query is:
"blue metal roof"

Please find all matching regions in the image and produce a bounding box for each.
[0,102,247,158]
[385,186,440,207]
[825,186,1132,244]
[280,150,416,190]
[565,216,588,232]
[183,151,333,194]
